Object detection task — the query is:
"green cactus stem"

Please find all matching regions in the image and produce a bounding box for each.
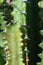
[2,0,26,65]
[26,0,42,65]
[37,0,43,65]
[37,41,43,65]
[3,24,24,65]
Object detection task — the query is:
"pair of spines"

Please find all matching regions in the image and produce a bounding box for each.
[21,0,31,64]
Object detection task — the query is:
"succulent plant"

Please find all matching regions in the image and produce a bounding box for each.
[0,0,43,65]
[0,0,26,65]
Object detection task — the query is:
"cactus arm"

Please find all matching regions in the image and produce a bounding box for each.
[4,24,24,65]
[37,41,43,65]
[2,0,26,65]
[37,30,43,65]
[26,0,43,65]
[37,0,43,65]
[11,0,26,26]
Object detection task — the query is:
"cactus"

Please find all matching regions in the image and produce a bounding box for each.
[37,0,43,65]
[37,28,43,65]
[0,0,26,65]
[0,0,43,65]
[26,0,43,65]
[37,36,43,65]
[0,1,6,65]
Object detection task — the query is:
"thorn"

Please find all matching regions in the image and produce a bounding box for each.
[6,51,10,54]
[20,51,23,55]
[5,61,9,65]
[22,24,30,28]
[6,54,10,60]
[4,41,8,45]
[6,22,11,27]
[3,37,6,40]
[21,43,23,46]
[24,47,30,53]
[7,57,10,60]
[26,58,29,62]
[3,28,7,33]
[4,46,9,51]
[23,0,31,4]
[24,36,30,40]
[21,11,26,15]
[4,50,10,54]
[21,58,23,61]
